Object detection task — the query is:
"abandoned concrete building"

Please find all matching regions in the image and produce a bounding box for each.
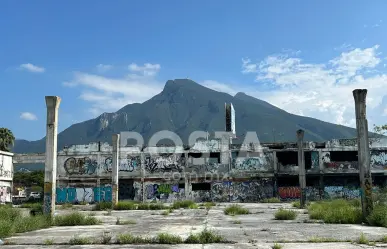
[0,150,13,204]
[13,136,387,204]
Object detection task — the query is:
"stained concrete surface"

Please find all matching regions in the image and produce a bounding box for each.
[1,203,387,248]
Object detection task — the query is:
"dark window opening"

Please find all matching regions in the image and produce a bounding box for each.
[305,151,312,169]
[277,151,298,165]
[330,151,357,162]
[192,183,211,191]
[209,152,220,163]
[188,153,202,158]
[178,183,185,189]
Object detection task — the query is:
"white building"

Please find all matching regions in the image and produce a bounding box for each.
[0,150,13,204]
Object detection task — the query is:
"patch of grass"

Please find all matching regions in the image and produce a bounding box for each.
[224,204,249,215]
[367,204,387,227]
[116,218,136,225]
[116,233,153,244]
[232,220,241,224]
[54,212,100,226]
[308,199,362,224]
[381,235,387,243]
[43,239,54,245]
[356,233,369,245]
[188,203,199,209]
[261,197,281,203]
[69,236,92,245]
[185,229,226,243]
[274,208,298,220]
[161,210,170,216]
[114,201,137,210]
[202,202,216,209]
[157,233,183,244]
[172,200,196,209]
[292,202,301,208]
[136,202,166,210]
[100,232,112,244]
[272,243,283,249]
[20,203,42,209]
[94,201,112,211]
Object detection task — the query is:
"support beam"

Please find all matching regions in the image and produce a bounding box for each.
[353,89,373,219]
[44,96,61,216]
[297,129,306,208]
[112,134,120,207]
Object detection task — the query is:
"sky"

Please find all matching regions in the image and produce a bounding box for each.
[1,1,387,141]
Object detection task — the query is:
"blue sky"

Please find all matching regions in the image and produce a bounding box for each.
[1,1,387,141]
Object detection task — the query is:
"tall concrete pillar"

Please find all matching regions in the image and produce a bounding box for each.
[140,152,145,203]
[297,129,306,208]
[353,89,373,218]
[112,134,120,206]
[44,96,61,216]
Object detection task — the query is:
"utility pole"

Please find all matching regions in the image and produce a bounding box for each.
[353,89,373,219]
[44,96,61,216]
[112,134,120,208]
[297,129,306,208]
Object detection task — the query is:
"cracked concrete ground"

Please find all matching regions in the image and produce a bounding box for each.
[1,203,387,248]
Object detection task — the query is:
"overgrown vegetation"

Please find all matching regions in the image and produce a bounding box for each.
[272,243,283,249]
[172,200,196,209]
[185,229,226,243]
[202,202,216,209]
[224,204,249,215]
[308,199,363,224]
[93,201,113,211]
[366,204,387,227]
[157,233,183,244]
[274,208,298,220]
[261,197,281,203]
[356,233,369,245]
[54,212,101,226]
[69,236,92,245]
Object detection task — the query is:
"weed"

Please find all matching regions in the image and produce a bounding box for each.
[272,243,283,249]
[261,198,281,203]
[232,220,241,224]
[43,239,54,245]
[185,229,226,243]
[381,235,387,243]
[308,200,362,224]
[161,210,170,216]
[274,208,298,220]
[308,237,340,242]
[94,201,112,211]
[157,233,183,244]
[203,202,216,209]
[172,200,196,209]
[188,203,199,209]
[54,212,100,226]
[367,204,387,227]
[224,204,249,215]
[356,233,369,245]
[117,233,153,244]
[100,232,112,244]
[114,201,137,210]
[292,202,301,208]
[69,236,92,245]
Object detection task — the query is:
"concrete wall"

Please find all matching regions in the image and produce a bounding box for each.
[0,151,13,203]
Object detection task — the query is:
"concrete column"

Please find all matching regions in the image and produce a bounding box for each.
[44,96,61,216]
[297,129,306,208]
[273,151,278,198]
[140,152,145,203]
[112,134,120,206]
[353,89,373,218]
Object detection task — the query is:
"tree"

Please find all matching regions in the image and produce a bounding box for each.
[370,124,387,144]
[0,128,15,152]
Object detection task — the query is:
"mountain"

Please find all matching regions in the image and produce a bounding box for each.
[12,79,357,153]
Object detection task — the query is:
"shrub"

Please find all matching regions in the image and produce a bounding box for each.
[272,243,283,249]
[308,200,362,224]
[261,198,281,203]
[224,204,249,215]
[203,202,216,209]
[117,233,153,244]
[367,204,387,227]
[94,201,112,211]
[148,203,166,210]
[54,212,100,226]
[274,208,298,220]
[356,233,369,244]
[114,201,137,210]
[172,200,196,209]
[43,239,54,245]
[292,202,301,208]
[157,233,183,244]
[69,236,92,245]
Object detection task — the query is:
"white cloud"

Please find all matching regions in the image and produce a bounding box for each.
[20,112,38,121]
[19,63,45,73]
[64,63,163,115]
[128,63,160,76]
[96,64,113,73]
[238,45,387,128]
[201,80,238,95]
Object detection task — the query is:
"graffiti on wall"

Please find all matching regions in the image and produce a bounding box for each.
[233,156,272,171]
[145,154,184,173]
[188,163,223,174]
[144,183,184,202]
[64,157,98,175]
[56,186,112,203]
[278,186,361,201]
[0,186,11,203]
[103,156,141,173]
[0,156,11,178]
[324,186,360,199]
[324,162,359,173]
[211,180,274,202]
[371,151,387,171]
[311,151,319,169]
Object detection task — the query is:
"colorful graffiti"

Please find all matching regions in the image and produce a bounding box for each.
[188,163,223,174]
[64,157,98,175]
[56,186,112,203]
[311,151,319,169]
[324,186,360,199]
[103,156,141,172]
[144,183,184,202]
[211,180,273,202]
[0,186,11,203]
[144,155,184,173]
[278,186,362,201]
[233,156,272,171]
[371,151,387,171]
[324,162,359,173]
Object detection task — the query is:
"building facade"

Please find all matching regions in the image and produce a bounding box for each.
[0,150,13,204]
